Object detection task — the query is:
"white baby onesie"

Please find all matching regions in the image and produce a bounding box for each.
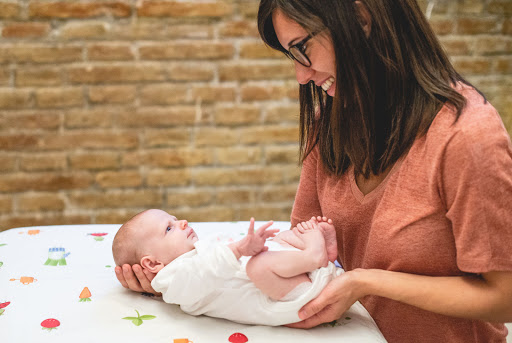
[151,238,341,326]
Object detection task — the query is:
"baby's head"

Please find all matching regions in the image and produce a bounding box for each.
[112,209,198,273]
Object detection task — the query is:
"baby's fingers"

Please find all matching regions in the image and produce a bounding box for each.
[255,220,274,235]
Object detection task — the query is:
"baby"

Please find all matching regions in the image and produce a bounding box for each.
[112,209,340,326]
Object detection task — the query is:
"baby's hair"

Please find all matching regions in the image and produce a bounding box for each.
[112,210,151,266]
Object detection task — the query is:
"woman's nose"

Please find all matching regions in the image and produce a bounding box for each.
[294,61,314,85]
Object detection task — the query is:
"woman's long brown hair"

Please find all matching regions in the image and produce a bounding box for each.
[258,0,485,178]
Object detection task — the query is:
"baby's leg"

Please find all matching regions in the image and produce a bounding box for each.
[246,223,327,301]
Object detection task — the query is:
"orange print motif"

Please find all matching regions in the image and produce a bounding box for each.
[10,276,38,285]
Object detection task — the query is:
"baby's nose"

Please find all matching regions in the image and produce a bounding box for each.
[178,220,188,230]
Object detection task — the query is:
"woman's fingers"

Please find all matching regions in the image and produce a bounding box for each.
[115,265,129,288]
[132,264,157,294]
[122,264,144,292]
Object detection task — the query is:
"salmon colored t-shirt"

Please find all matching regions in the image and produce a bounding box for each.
[291,86,512,342]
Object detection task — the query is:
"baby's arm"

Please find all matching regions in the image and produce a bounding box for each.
[229,218,279,260]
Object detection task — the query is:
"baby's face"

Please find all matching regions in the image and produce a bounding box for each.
[140,209,198,265]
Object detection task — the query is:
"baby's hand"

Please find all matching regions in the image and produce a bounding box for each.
[229,218,279,259]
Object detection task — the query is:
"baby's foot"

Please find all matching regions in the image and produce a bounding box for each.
[295,221,328,268]
[311,216,338,262]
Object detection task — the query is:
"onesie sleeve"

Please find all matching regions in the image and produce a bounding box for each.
[440,107,512,273]
[291,146,323,228]
[152,241,241,307]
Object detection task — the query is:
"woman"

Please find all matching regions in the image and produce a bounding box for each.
[116,0,512,341]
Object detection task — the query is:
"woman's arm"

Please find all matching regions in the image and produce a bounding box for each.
[288,268,512,328]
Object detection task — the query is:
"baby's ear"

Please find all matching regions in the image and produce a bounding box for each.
[140,256,165,273]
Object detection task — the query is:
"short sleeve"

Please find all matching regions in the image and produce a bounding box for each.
[441,109,512,273]
[291,146,323,228]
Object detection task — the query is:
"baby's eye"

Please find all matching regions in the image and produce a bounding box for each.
[166,226,172,232]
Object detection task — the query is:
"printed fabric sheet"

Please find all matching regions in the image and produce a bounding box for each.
[1,222,387,343]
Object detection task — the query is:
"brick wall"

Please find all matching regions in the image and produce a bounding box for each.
[0,0,510,231]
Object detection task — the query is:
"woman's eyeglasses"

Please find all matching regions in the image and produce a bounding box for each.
[285,32,318,67]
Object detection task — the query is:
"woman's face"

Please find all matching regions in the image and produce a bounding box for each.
[272,9,337,97]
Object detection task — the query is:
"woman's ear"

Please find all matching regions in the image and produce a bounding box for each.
[140,256,165,273]
[355,1,372,38]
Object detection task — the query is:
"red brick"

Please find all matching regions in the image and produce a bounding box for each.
[122,149,213,168]
[110,22,214,40]
[0,134,39,150]
[456,17,500,34]
[261,185,298,202]
[265,104,300,123]
[452,57,492,74]
[139,42,234,60]
[240,126,299,144]
[0,3,21,19]
[29,2,131,18]
[219,20,259,37]
[96,171,142,188]
[0,172,92,192]
[68,64,166,83]
[0,69,10,85]
[265,146,299,164]
[216,189,254,205]
[504,18,512,35]
[16,67,63,87]
[174,207,235,222]
[0,195,12,213]
[214,104,261,126]
[69,190,162,209]
[166,189,213,207]
[0,111,60,130]
[0,89,32,109]
[40,132,138,150]
[439,37,472,56]
[88,85,136,104]
[195,128,239,146]
[429,17,454,35]
[167,63,214,81]
[137,1,232,18]
[36,87,84,108]
[191,85,236,103]
[192,167,283,186]
[0,155,17,171]
[495,57,512,73]
[0,45,82,64]
[140,84,189,105]
[2,22,51,38]
[18,193,66,211]
[219,61,296,81]
[215,147,262,165]
[88,43,134,61]
[65,109,114,128]
[117,106,211,127]
[61,22,109,39]
[147,169,191,186]
[474,37,512,55]
[144,129,191,147]
[69,152,120,170]
[241,82,298,101]
[240,41,285,59]
[487,0,512,15]
[20,153,67,171]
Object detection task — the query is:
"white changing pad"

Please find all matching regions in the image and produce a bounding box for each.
[0,222,387,343]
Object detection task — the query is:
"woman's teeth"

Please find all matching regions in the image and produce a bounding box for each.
[321,77,335,92]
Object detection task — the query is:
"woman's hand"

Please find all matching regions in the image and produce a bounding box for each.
[115,263,161,296]
[286,269,365,329]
